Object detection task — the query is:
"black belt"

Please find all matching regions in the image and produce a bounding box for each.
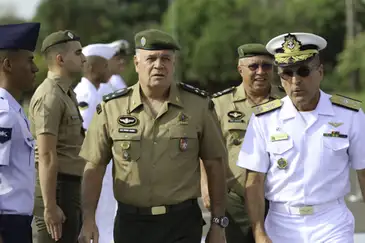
[117,199,198,216]
[58,173,81,182]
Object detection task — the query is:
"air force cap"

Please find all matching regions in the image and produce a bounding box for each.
[0,22,40,52]
[82,44,116,60]
[266,32,327,66]
[107,40,130,55]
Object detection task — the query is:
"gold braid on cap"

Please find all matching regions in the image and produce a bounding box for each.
[274,34,318,64]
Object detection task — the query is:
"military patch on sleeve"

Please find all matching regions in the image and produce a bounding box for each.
[78,101,89,110]
[330,94,361,112]
[211,86,236,98]
[178,82,208,97]
[0,127,12,144]
[96,104,102,114]
[103,88,132,103]
[253,99,282,116]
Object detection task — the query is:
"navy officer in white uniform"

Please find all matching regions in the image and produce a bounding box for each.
[74,43,117,243]
[237,32,365,243]
[0,22,40,243]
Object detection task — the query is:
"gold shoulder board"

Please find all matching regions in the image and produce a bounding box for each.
[253,99,282,116]
[103,88,132,103]
[330,94,361,112]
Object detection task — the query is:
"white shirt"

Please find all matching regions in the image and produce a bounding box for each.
[74,78,102,130]
[0,88,35,215]
[237,91,365,206]
[98,74,126,97]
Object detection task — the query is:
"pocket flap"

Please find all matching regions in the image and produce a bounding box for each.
[323,138,349,151]
[169,127,197,139]
[266,139,293,154]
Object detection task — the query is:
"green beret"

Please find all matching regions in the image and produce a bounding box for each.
[237,43,272,58]
[41,30,80,53]
[134,29,180,51]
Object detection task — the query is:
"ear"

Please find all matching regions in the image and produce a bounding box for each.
[133,55,139,72]
[2,57,12,73]
[55,54,64,66]
[318,64,324,81]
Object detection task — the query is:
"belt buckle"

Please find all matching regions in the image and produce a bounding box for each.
[299,206,314,215]
[151,206,167,215]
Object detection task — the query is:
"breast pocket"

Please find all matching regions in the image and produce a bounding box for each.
[67,115,83,134]
[169,127,199,159]
[266,139,293,161]
[112,134,141,162]
[225,123,246,147]
[322,137,349,170]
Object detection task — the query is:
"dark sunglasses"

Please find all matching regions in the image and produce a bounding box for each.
[244,63,273,71]
[279,65,316,80]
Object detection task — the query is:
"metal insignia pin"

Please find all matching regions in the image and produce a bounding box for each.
[179,138,188,151]
[277,158,288,169]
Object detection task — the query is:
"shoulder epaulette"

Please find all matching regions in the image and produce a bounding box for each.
[103,88,132,102]
[253,99,282,116]
[330,94,362,112]
[178,82,208,98]
[0,97,9,111]
[211,86,236,98]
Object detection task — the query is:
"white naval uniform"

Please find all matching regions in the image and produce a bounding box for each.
[98,74,126,96]
[75,77,116,243]
[237,91,365,243]
[0,88,35,215]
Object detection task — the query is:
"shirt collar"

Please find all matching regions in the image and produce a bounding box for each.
[129,82,184,113]
[233,84,282,102]
[81,77,98,94]
[47,71,74,93]
[0,88,21,112]
[279,90,334,120]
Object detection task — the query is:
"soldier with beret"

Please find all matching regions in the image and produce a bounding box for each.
[78,29,228,243]
[201,43,285,243]
[238,33,365,242]
[29,30,86,243]
[0,22,40,243]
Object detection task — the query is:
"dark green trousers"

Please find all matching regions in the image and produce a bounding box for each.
[225,190,269,243]
[114,201,204,243]
[33,173,82,243]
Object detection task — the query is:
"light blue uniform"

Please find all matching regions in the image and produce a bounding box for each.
[0,88,35,215]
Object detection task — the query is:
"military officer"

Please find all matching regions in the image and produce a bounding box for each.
[74,43,117,243]
[98,39,129,96]
[78,29,228,243]
[201,43,285,243]
[0,22,40,243]
[237,32,365,243]
[29,30,86,243]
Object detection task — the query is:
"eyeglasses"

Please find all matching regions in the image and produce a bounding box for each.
[278,65,317,80]
[243,63,273,72]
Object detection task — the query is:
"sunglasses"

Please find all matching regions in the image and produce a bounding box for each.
[279,65,317,80]
[244,63,273,72]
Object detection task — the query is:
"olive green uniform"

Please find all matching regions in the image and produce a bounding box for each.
[29,31,85,243]
[79,82,227,243]
[213,84,285,242]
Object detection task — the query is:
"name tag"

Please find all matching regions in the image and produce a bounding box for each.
[270,133,289,142]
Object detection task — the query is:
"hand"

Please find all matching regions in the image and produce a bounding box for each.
[255,234,273,243]
[201,185,210,210]
[205,225,225,243]
[78,219,99,243]
[44,205,66,241]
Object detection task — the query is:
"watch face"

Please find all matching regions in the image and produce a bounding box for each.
[221,216,229,227]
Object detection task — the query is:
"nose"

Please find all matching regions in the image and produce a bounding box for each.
[256,65,265,74]
[292,74,302,85]
[81,53,86,63]
[154,58,163,68]
[33,63,39,73]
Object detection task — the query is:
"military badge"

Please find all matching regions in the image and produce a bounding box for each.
[228,111,244,120]
[78,101,89,110]
[141,37,146,47]
[96,104,102,114]
[328,122,343,128]
[179,138,188,151]
[67,31,74,39]
[118,115,138,127]
[277,158,288,169]
[0,127,11,144]
[323,131,347,138]
[121,141,131,150]
[178,112,189,124]
[123,151,130,161]
[270,133,289,142]
[119,128,137,134]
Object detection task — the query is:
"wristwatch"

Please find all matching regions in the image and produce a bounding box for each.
[211,216,229,228]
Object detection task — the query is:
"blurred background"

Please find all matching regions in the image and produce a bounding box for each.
[1,0,364,241]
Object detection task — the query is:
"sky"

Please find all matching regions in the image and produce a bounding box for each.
[0,0,41,19]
